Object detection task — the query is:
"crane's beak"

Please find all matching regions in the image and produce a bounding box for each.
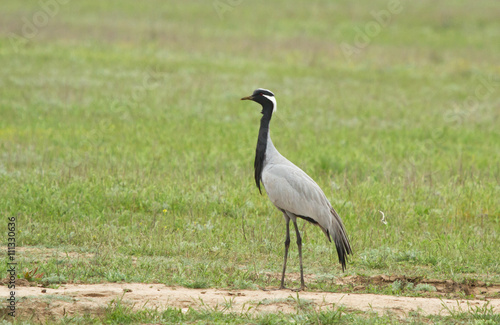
[240,95,253,101]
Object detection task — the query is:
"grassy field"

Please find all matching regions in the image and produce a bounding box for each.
[1,0,499,323]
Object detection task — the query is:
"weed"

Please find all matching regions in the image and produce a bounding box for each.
[414,284,437,292]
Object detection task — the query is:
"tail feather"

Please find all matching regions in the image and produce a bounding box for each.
[328,208,352,271]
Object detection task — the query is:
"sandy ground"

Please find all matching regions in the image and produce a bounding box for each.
[2,248,498,321]
[2,282,499,322]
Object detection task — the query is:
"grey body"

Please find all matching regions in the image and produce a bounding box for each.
[241,88,351,290]
[262,134,348,243]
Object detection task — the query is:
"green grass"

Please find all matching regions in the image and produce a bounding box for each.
[1,0,499,322]
[64,300,500,325]
[4,298,499,325]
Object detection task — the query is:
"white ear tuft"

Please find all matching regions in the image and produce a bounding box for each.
[262,94,277,113]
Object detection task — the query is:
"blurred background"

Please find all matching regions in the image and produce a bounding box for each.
[0,0,499,288]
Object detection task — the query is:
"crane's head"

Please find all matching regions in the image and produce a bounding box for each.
[241,88,277,114]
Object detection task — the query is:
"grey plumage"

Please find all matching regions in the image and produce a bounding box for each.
[241,88,352,290]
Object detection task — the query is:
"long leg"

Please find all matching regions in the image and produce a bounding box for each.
[292,220,305,290]
[280,216,291,289]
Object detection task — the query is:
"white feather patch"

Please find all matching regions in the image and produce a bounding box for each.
[262,94,277,113]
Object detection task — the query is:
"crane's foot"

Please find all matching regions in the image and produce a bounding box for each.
[290,286,306,292]
[260,285,305,291]
[260,286,287,291]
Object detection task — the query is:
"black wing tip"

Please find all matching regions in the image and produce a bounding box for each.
[329,209,352,271]
[339,255,348,272]
[256,182,262,195]
[338,254,347,272]
[335,238,352,272]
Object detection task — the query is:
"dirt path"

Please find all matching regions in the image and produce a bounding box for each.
[3,283,499,321]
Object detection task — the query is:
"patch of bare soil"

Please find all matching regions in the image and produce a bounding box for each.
[337,274,500,298]
[1,283,499,323]
[259,272,500,299]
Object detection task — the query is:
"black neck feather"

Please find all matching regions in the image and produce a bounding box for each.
[254,105,273,194]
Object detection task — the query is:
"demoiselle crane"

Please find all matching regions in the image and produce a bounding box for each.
[241,88,352,290]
